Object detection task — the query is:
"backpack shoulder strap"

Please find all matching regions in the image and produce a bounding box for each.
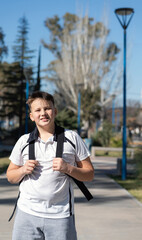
[56,127,93,201]
[56,127,64,158]
[29,140,35,160]
[8,192,20,222]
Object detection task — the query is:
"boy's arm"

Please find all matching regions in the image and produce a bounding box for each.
[7,160,38,184]
[53,157,94,182]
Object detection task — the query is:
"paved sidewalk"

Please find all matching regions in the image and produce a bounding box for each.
[0,174,18,239]
[75,157,142,240]
[0,157,142,240]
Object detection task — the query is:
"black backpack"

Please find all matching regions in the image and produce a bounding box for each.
[9,126,93,221]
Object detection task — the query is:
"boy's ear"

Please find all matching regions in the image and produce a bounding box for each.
[29,112,35,122]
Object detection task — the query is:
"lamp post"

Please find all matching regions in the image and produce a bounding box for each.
[77,90,81,136]
[112,94,115,127]
[115,8,134,180]
[25,80,29,134]
[24,69,30,134]
[76,83,83,136]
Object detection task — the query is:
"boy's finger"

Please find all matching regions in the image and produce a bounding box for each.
[29,160,38,164]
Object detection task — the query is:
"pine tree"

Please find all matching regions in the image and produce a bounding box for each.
[0,62,22,119]
[13,16,34,67]
[12,16,35,135]
[0,27,8,63]
[34,46,41,91]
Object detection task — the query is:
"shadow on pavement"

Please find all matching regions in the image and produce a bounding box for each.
[0,197,17,205]
[75,194,132,204]
[0,177,18,187]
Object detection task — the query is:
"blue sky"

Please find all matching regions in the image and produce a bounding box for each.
[0,0,141,102]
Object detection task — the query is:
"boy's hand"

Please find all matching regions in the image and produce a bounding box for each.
[53,158,68,173]
[22,160,38,175]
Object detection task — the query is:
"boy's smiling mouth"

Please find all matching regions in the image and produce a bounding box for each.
[40,117,49,121]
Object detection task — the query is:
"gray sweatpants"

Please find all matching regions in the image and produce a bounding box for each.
[12,208,77,240]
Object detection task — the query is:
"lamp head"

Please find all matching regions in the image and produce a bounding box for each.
[115,8,134,29]
[115,8,134,16]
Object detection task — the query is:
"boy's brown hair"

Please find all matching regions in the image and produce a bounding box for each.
[27,91,55,110]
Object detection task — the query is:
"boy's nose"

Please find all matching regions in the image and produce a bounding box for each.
[41,109,46,115]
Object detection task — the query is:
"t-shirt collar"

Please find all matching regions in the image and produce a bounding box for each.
[27,124,62,143]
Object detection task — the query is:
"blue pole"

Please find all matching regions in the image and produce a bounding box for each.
[77,91,81,135]
[122,29,127,180]
[117,112,120,131]
[25,80,29,134]
[112,97,115,125]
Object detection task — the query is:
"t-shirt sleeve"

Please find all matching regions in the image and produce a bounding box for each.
[9,136,25,166]
[72,131,91,162]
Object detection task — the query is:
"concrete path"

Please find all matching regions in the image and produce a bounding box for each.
[0,156,142,240]
[0,174,18,240]
[75,157,142,240]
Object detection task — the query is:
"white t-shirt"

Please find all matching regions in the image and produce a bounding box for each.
[9,129,90,219]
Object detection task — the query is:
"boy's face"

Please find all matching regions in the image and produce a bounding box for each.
[29,98,57,129]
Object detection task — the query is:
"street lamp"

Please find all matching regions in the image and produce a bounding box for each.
[75,83,84,136]
[115,8,134,180]
[24,69,30,134]
[112,94,115,127]
[77,90,81,135]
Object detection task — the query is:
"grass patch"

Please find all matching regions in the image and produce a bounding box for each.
[112,176,142,203]
[95,150,132,158]
[0,157,10,174]
[111,149,142,203]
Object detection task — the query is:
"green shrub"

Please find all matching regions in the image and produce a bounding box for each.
[110,135,122,147]
[0,157,10,174]
[55,108,78,130]
[134,149,142,179]
[92,121,113,147]
[91,135,102,146]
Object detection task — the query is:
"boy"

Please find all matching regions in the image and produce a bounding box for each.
[7,91,94,240]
